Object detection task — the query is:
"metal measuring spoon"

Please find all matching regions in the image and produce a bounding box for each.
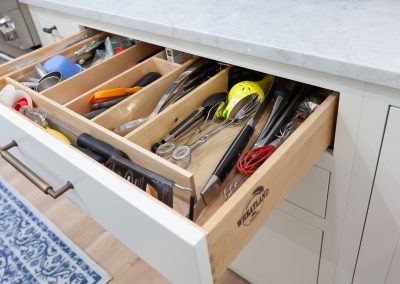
[34,64,63,92]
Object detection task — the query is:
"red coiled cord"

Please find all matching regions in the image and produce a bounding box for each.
[237,145,276,176]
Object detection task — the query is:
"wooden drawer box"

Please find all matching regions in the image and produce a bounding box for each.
[0,29,338,284]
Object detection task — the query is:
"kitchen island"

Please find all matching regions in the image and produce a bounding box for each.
[16,1,400,283]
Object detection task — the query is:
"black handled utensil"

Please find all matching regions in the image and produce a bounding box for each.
[256,84,312,147]
[132,72,161,88]
[90,95,131,110]
[191,93,272,221]
[46,115,193,208]
[89,72,161,111]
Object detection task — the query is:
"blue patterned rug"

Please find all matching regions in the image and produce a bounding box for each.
[0,177,111,283]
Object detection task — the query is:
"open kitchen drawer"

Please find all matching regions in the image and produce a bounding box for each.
[0,33,338,284]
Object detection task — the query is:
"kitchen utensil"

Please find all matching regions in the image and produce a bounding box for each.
[297,96,324,118]
[20,82,38,89]
[90,95,130,110]
[34,63,63,92]
[7,29,101,72]
[83,108,108,119]
[112,59,220,135]
[70,38,106,65]
[170,93,260,168]
[45,115,194,208]
[157,92,227,146]
[221,124,293,201]
[223,87,323,201]
[36,76,61,92]
[132,72,162,88]
[88,72,161,105]
[21,77,40,89]
[0,84,33,108]
[238,121,294,176]
[88,87,141,104]
[19,106,71,144]
[162,61,220,108]
[44,55,82,79]
[221,80,265,119]
[254,88,292,147]
[35,63,49,78]
[192,91,273,221]
[227,66,266,90]
[14,98,29,111]
[155,101,222,157]
[254,84,311,148]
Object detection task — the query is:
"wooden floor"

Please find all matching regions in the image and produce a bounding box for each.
[0,159,249,284]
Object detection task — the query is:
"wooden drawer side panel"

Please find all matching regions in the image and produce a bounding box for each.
[204,93,338,281]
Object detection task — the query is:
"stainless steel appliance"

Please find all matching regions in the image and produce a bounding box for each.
[0,0,40,50]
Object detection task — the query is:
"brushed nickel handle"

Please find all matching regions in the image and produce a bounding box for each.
[0,140,73,198]
[42,25,57,34]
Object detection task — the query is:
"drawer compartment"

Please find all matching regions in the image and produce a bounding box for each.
[6,30,106,82]
[8,32,162,104]
[92,58,220,133]
[41,42,162,104]
[0,46,338,283]
[0,29,95,78]
[65,56,184,119]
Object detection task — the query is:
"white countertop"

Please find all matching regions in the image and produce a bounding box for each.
[23,0,400,90]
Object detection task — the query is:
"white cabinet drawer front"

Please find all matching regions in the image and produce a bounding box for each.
[231,209,322,284]
[0,104,212,284]
[286,165,330,218]
[33,12,80,46]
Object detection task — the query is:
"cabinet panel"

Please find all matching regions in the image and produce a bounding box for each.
[286,165,330,218]
[32,11,80,46]
[231,209,322,284]
[353,106,400,284]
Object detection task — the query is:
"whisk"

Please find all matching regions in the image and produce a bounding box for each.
[171,93,260,168]
[223,94,323,200]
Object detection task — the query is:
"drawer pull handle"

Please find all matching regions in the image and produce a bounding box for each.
[42,25,57,34]
[0,140,73,198]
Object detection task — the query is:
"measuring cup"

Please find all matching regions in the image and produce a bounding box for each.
[34,64,63,92]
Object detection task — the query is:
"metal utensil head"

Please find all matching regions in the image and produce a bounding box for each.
[229,93,261,121]
[35,76,60,92]
[34,64,47,78]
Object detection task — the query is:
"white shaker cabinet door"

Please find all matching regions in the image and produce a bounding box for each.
[353,106,400,284]
[29,6,81,46]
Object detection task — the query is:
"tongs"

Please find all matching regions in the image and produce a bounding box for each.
[153,58,217,114]
[70,38,106,64]
[157,92,227,145]
[113,58,219,135]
